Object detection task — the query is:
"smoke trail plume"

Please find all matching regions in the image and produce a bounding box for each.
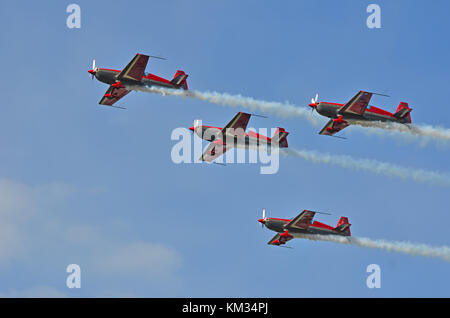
[350,120,450,145]
[297,233,450,263]
[130,86,450,145]
[128,86,320,125]
[282,148,450,187]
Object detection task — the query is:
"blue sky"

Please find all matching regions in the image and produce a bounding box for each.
[0,0,449,297]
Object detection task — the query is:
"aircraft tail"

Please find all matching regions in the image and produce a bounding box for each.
[393,102,412,123]
[271,128,289,148]
[334,217,351,236]
[171,70,188,90]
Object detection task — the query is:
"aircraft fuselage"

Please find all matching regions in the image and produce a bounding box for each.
[94,68,180,89]
[316,102,410,124]
[264,217,348,237]
[191,125,285,151]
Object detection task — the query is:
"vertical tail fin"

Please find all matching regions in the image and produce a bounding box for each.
[335,217,351,236]
[171,70,189,90]
[271,127,289,148]
[393,102,412,123]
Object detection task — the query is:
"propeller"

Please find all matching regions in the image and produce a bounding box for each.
[88,58,98,79]
[309,93,319,115]
[259,208,267,229]
[310,93,318,105]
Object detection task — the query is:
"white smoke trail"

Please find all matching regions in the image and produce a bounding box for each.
[350,120,450,145]
[130,86,450,145]
[297,233,450,263]
[282,148,450,187]
[128,85,320,125]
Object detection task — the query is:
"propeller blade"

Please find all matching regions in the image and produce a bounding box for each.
[90,58,96,80]
[315,93,318,102]
[261,208,266,229]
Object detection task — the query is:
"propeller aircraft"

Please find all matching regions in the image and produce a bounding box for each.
[258,208,351,247]
[88,53,188,108]
[309,91,412,137]
[190,112,289,163]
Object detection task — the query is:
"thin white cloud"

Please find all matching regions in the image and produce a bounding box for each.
[0,178,183,295]
[94,242,182,281]
[0,285,67,298]
[0,179,35,263]
[0,222,23,264]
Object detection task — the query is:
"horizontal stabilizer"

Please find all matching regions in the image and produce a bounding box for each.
[170,70,188,90]
[393,102,412,123]
[394,107,412,118]
[334,216,351,236]
[271,127,289,148]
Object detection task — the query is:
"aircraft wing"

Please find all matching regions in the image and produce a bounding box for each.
[267,233,293,245]
[199,141,229,163]
[284,210,316,230]
[117,53,149,82]
[99,85,131,106]
[338,91,373,116]
[199,112,251,162]
[319,118,350,136]
[267,233,282,245]
[222,112,251,138]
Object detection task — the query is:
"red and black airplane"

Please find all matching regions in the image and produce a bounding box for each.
[88,53,188,107]
[308,91,412,137]
[190,112,289,163]
[258,209,351,246]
